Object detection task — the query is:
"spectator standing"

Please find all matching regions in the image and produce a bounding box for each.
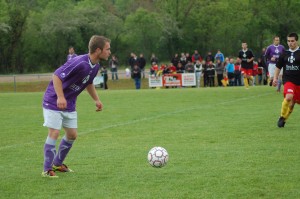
[192,50,202,64]
[138,53,146,78]
[171,53,180,67]
[273,32,300,128]
[203,61,209,87]
[234,58,242,86]
[207,61,215,87]
[205,51,215,63]
[226,58,235,86]
[194,60,203,87]
[252,61,258,86]
[214,49,225,63]
[186,53,192,63]
[128,53,138,70]
[260,48,268,85]
[150,53,159,65]
[257,61,263,85]
[109,55,119,81]
[41,35,110,178]
[238,42,255,89]
[100,65,108,89]
[215,59,224,86]
[131,64,141,89]
[264,36,285,90]
[180,52,187,67]
[67,46,77,61]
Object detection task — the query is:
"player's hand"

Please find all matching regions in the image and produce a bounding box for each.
[95,100,103,112]
[272,79,278,87]
[57,97,67,110]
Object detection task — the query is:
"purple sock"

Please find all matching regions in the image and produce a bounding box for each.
[53,137,74,166]
[44,143,56,172]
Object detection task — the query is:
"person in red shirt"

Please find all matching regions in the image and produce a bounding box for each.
[168,63,177,74]
[192,50,202,63]
[234,58,242,86]
[150,62,159,77]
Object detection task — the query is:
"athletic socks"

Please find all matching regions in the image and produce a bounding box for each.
[53,136,74,166]
[43,137,57,172]
[281,99,291,119]
[243,77,249,88]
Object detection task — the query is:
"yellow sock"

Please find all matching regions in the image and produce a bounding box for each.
[244,77,249,88]
[249,76,253,81]
[281,99,289,119]
[284,106,293,120]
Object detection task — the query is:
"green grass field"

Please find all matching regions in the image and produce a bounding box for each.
[0,86,299,198]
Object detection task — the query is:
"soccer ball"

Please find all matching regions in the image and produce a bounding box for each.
[147,146,169,168]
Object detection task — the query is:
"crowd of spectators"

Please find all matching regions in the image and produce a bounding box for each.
[124,49,268,88]
[103,48,270,88]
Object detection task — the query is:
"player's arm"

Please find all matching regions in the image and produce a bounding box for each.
[86,84,103,112]
[248,51,255,62]
[273,54,284,87]
[53,74,67,110]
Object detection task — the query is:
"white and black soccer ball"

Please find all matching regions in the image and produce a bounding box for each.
[147,146,169,168]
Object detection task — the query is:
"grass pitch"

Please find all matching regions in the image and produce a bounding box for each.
[0,86,299,198]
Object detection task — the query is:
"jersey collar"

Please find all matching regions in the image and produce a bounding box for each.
[289,46,299,52]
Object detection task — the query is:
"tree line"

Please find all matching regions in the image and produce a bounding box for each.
[0,0,299,74]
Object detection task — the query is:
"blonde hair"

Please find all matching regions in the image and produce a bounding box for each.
[88,35,111,53]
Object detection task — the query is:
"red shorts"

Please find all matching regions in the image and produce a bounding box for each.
[283,82,300,104]
[241,68,253,76]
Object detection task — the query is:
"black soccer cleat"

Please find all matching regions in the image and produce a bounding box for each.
[277,116,286,128]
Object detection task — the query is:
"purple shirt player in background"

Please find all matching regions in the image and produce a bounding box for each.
[67,46,77,61]
[41,35,111,178]
[264,36,285,91]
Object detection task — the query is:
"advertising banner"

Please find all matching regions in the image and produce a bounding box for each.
[149,75,163,87]
[149,73,196,87]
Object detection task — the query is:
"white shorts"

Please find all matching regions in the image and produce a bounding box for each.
[268,63,276,78]
[268,63,283,78]
[43,108,77,130]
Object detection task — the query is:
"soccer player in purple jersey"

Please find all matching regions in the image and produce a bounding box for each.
[67,46,78,61]
[264,36,285,91]
[41,35,111,178]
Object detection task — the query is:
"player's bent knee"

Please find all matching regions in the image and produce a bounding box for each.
[64,128,78,140]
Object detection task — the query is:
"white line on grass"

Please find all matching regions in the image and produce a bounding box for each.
[0,92,272,151]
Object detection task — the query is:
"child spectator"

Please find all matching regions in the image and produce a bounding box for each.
[226,58,235,86]
[150,62,159,77]
[131,64,141,89]
[234,58,242,86]
[207,61,215,87]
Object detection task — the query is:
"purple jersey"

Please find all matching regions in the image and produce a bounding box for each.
[264,44,285,64]
[43,54,100,112]
[67,54,77,61]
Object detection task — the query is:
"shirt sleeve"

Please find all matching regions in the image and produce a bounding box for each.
[276,53,285,69]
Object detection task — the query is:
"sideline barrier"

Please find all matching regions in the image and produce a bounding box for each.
[149,73,196,87]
